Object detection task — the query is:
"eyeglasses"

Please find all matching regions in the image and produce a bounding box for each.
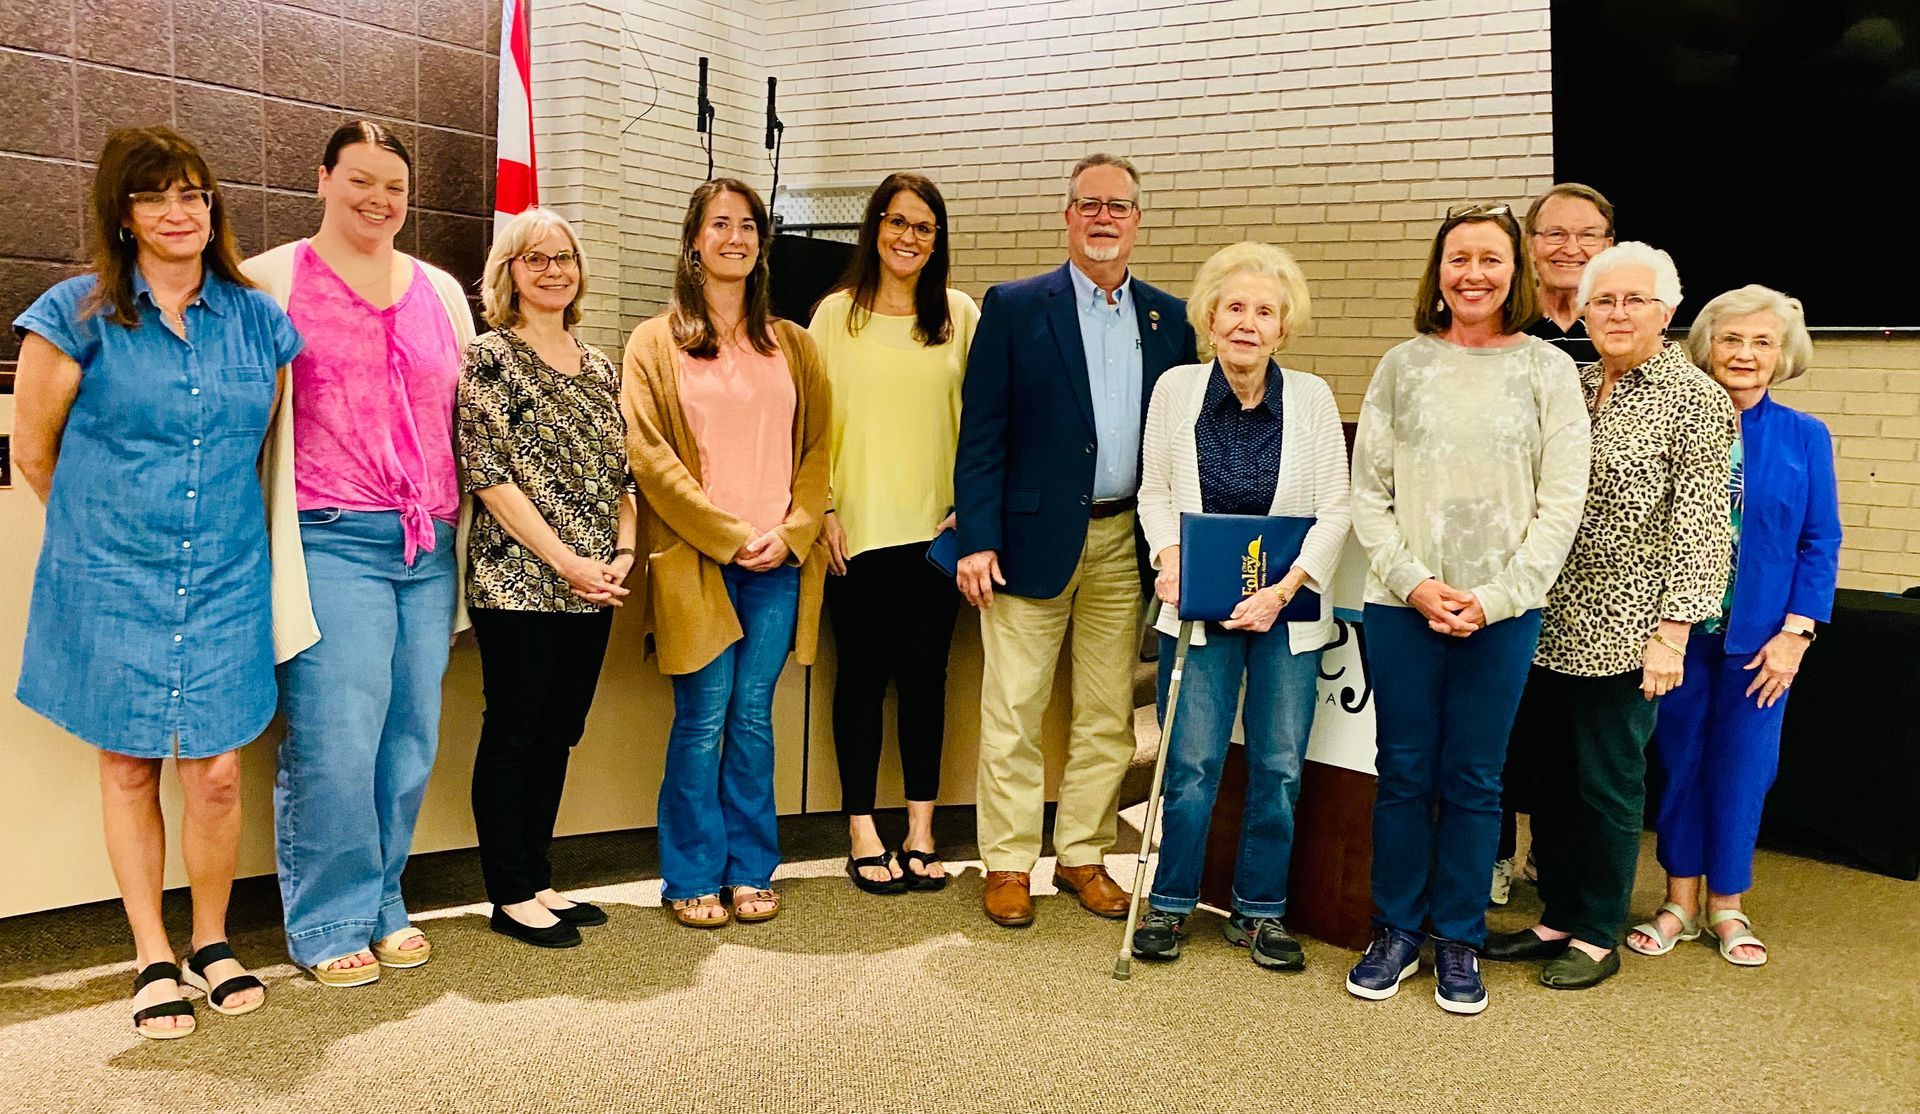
[1587,293,1662,314]
[129,189,213,216]
[1534,228,1610,248]
[1713,332,1778,354]
[880,213,938,242]
[518,250,580,272]
[1071,197,1139,220]
[1445,203,1511,220]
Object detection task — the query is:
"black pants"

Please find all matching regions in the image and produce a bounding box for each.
[469,606,615,906]
[823,542,961,816]
[1523,665,1661,950]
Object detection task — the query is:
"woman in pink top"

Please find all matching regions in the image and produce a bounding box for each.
[622,180,831,928]
[243,122,473,986]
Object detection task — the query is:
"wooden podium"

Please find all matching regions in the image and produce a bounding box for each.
[1197,748,1378,951]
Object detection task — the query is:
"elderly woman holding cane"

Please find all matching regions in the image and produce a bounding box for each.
[1125,242,1350,972]
[1486,242,1736,990]
[1346,204,1591,1015]
[1625,286,1839,967]
[458,208,636,949]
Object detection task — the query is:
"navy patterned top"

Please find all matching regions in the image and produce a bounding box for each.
[1194,359,1284,515]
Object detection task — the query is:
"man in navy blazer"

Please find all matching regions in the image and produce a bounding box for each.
[953,154,1198,928]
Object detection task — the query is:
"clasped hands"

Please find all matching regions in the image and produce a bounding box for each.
[1153,546,1299,633]
[1409,578,1484,637]
[559,551,634,606]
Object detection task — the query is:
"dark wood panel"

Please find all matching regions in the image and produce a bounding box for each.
[1199,750,1376,952]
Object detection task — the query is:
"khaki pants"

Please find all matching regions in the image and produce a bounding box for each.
[976,512,1143,873]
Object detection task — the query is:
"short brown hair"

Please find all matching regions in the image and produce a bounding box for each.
[1413,208,1542,336]
[84,127,254,329]
[1522,182,1615,237]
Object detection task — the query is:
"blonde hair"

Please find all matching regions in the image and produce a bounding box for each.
[1685,284,1815,385]
[481,207,588,330]
[1186,241,1312,357]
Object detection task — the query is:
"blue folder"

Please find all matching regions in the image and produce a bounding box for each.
[926,527,959,578]
[1177,512,1320,623]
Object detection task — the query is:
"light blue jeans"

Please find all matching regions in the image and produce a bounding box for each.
[275,509,456,967]
[658,563,799,901]
[1150,627,1321,919]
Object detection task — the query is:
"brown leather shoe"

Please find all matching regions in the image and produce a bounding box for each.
[983,871,1034,927]
[1053,863,1130,918]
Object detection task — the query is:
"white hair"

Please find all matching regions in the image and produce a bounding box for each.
[1576,240,1682,310]
[1685,284,1815,384]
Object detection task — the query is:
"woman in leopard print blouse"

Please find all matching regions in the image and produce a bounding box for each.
[1486,242,1736,990]
[456,209,636,950]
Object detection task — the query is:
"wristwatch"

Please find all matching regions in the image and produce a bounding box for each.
[1782,621,1817,642]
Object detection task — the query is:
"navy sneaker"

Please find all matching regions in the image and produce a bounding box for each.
[1131,909,1186,961]
[1222,914,1306,971]
[1346,927,1422,1000]
[1433,939,1489,1015]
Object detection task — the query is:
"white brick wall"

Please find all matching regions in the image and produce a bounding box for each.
[536,0,1920,590]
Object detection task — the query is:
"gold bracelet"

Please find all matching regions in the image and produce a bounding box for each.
[1650,632,1686,656]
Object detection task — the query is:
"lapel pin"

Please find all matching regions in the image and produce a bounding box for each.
[1148,309,1160,331]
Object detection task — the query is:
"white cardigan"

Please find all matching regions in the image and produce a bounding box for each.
[242,241,476,664]
[1137,362,1353,654]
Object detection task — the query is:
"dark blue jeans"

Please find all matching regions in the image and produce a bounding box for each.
[1149,628,1321,918]
[658,563,799,901]
[1363,603,1541,947]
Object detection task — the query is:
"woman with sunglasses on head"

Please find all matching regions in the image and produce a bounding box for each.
[1346,204,1591,1015]
[807,173,979,894]
[12,127,299,1037]
[623,179,831,928]
[243,120,475,986]
[1485,243,1736,991]
[458,208,636,948]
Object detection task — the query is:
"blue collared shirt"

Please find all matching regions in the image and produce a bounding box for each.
[13,269,303,757]
[1067,262,1143,499]
[1196,359,1285,515]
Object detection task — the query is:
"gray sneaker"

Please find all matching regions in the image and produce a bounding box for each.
[1131,909,1186,961]
[1223,914,1306,971]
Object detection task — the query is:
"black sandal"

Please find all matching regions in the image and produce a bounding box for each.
[131,961,196,1040]
[900,848,949,892]
[846,851,907,895]
[182,941,266,1017]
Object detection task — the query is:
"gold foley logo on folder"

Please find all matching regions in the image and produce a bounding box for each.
[1241,536,1267,599]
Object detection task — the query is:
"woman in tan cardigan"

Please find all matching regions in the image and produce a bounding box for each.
[623,178,830,927]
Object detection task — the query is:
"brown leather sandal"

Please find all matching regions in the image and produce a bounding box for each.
[728,886,781,923]
[666,894,730,929]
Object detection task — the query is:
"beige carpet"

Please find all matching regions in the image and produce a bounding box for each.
[2,812,1916,1114]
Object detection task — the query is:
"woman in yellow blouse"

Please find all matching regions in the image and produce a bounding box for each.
[808,173,979,894]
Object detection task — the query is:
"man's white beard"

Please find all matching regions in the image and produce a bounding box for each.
[1083,242,1120,262]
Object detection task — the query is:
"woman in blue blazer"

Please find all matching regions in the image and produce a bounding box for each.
[1628,285,1841,968]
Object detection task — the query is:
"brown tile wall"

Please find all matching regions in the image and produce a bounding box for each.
[0,0,501,366]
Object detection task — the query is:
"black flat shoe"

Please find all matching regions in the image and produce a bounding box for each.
[490,907,582,949]
[1484,928,1572,962]
[1541,947,1620,990]
[847,851,907,895]
[548,900,609,927]
[899,848,949,892]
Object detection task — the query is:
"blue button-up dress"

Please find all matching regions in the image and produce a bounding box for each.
[14,271,303,757]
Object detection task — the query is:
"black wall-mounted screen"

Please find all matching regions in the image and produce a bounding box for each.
[1551,1,1919,330]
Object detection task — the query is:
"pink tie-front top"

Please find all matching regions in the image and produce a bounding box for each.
[287,241,462,563]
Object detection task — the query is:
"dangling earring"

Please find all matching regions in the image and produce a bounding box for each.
[1434,298,1445,314]
[120,227,133,243]
[689,251,702,275]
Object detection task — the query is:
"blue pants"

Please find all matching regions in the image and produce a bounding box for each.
[659,563,799,901]
[1363,604,1542,947]
[1148,628,1321,918]
[1651,629,1787,895]
[275,510,456,967]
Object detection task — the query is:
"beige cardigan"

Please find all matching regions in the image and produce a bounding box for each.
[621,315,831,676]
[241,240,476,664]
